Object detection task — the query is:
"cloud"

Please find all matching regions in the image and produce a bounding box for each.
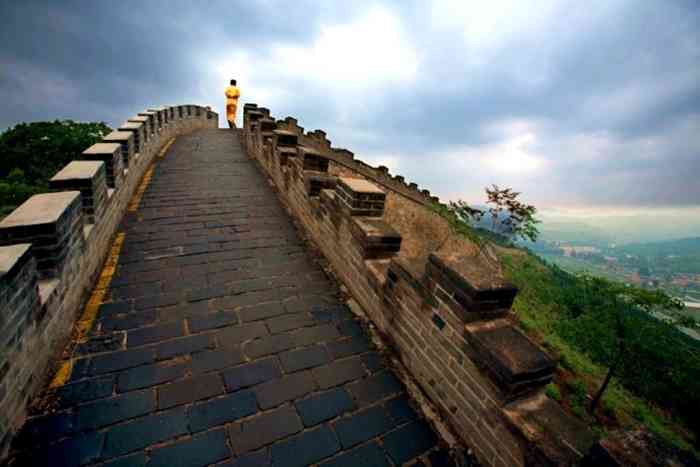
[0,0,698,214]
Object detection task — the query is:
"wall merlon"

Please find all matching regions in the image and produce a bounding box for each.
[102,130,134,168]
[81,142,123,189]
[49,161,107,225]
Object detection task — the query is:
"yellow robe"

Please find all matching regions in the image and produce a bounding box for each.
[225,86,241,124]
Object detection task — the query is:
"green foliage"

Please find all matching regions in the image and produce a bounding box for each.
[545,383,562,401]
[0,120,111,217]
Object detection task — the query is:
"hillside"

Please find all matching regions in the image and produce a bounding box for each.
[500,247,700,460]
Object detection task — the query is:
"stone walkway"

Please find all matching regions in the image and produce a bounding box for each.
[10,130,450,467]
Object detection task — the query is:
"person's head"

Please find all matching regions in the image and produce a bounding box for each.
[230,79,237,86]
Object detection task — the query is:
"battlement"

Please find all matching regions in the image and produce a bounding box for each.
[0,104,217,455]
[242,104,594,467]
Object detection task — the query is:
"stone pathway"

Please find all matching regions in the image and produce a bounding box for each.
[9,130,450,467]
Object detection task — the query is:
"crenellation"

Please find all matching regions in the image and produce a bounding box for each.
[0,103,218,459]
[242,103,594,467]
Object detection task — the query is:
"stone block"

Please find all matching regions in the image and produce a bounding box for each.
[102,131,134,168]
[0,192,83,279]
[130,115,152,141]
[118,121,145,154]
[464,319,555,398]
[274,129,298,147]
[427,252,517,321]
[0,244,40,352]
[305,174,336,197]
[147,108,165,130]
[335,177,386,217]
[149,106,168,125]
[81,143,124,189]
[299,146,329,173]
[49,161,107,224]
[349,217,401,259]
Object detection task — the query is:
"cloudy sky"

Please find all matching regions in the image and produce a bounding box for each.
[1,0,698,219]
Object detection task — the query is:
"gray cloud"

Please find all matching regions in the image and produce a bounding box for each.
[1,0,698,209]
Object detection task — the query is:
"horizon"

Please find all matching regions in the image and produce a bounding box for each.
[1,1,698,226]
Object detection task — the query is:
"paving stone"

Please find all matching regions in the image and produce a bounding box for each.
[189,310,239,333]
[134,292,180,311]
[311,305,354,323]
[279,344,330,373]
[337,320,364,337]
[148,427,230,467]
[102,407,189,458]
[17,411,75,445]
[361,352,383,373]
[188,390,258,432]
[270,424,340,467]
[295,387,354,427]
[244,333,296,359]
[102,452,148,467]
[191,347,246,374]
[76,389,155,431]
[98,301,132,317]
[30,431,104,467]
[116,361,188,392]
[50,375,115,408]
[254,371,316,409]
[384,395,419,424]
[238,302,287,322]
[217,322,269,347]
[228,405,302,455]
[333,405,395,449]
[158,373,224,409]
[381,420,438,465]
[312,356,366,390]
[127,321,183,347]
[223,449,270,466]
[292,324,340,347]
[75,334,124,356]
[223,357,281,392]
[100,310,157,331]
[346,370,403,407]
[90,347,156,375]
[155,333,215,360]
[318,441,390,467]
[265,312,315,334]
[327,336,370,359]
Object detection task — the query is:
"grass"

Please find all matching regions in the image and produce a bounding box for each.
[501,251,698,457]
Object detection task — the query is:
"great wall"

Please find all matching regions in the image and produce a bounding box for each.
[0,102,597,466]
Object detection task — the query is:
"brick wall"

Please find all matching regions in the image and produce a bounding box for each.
[0,104,218,458]
[241,103,594,467]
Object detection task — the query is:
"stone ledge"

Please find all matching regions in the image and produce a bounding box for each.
[464,319,555,398]
[503,392,595,466]
[349,218,402,259]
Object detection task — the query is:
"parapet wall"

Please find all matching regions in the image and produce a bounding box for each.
[241,104,594,467]
[0,104,218,456]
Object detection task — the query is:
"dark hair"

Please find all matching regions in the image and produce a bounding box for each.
[230,79,237,86]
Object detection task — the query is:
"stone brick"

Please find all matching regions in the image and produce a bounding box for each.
[155,333,215,360]
[318,441,390,467]
[238,302,287,323]
[244,333,296,359]
[292,323,340,347]
[157,373,224,409]
[191,347,245,374]
[89,347,156,375]
[381,420,438,465]
[127,321,183,347]
[216,322,269,347]
[312,356,366,389]
[81,142,123,188]
[346,370,403,407]
[254,371,316,409]
[29,431,104,467]
[295,387,354,427]
[76,389,155,431]
[327,336,370,359]
[189,389,258,432]
[50,375,115,408]
[384,395,419,424]
[266,312,315,334]
[149,428,230,467]
[228,404,302,455]
[333,405,395,449]
[188,310,239,333]
[270,424,340,467]
[49,160,107,224]
[102,407,189,458]
[280,344,330,373]
[222,357,281,392]
[116,360,187,392]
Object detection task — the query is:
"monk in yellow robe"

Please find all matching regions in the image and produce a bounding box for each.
[225,79,241,128]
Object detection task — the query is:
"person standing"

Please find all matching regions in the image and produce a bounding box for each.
[225,79,241,128]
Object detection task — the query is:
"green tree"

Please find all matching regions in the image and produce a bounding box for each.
[0,120,111,217]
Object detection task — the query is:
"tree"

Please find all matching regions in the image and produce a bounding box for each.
[574,273,684,413]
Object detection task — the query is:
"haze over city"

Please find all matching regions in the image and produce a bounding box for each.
[1,0,698,238]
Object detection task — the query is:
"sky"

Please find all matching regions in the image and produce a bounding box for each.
[1,0,698,227]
